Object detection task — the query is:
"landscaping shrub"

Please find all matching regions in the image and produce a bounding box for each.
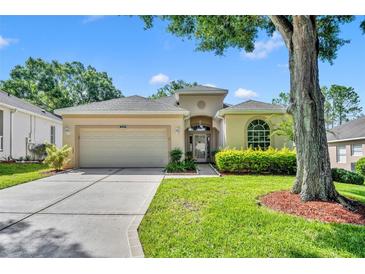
[215,147,296,175]
[185,151,193,161]
[182,159,197,171]
[165,160,197,173]
[29,143,48,160]
[170,148,183,163]
[211,149,221,163]
[165,148,198,173]
[44,145,71,171]
[355,157,365,176]
[331,168,364,185]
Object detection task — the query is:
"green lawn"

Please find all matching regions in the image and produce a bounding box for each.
[139,175,365,258]
[0,163,52,190]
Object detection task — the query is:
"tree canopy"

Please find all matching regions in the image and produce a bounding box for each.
[322,85,363,128]
[272,92,290,107]
[0,57,122,112]
[141,16,354,63]
[273,86,363,129]
[150,80,197,99]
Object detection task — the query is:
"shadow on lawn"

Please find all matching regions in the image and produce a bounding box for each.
[286,222,365,258]
[0,219,91,258]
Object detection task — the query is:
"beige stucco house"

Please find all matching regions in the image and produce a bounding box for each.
[327,116,365,171]
[55,85,291,168]
[0,90,62,160]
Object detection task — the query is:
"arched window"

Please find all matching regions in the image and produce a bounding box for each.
[247,119,270,149]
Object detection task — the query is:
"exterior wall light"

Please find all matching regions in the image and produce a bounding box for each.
[65,127,71,136]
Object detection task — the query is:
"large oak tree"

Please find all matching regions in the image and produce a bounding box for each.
[0,57,122,112]
[141,15,360,206]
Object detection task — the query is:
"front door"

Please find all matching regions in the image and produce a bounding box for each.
[193,134,207,162]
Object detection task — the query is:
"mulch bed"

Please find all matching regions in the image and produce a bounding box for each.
[260,191,365,225]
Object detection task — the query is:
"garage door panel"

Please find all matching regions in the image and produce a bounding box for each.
[79,128,169,167]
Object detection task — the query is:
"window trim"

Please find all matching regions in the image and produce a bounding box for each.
[247,119,271,150]
[351,144,363,157]
[0,109,3,151]
[50,125,56,145]
[336,145,347,163]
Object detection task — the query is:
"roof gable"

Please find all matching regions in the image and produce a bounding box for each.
[55,95,188,115]
[218,99,286,115]
[327,116,365,142]
[0,90,61,121]
[175,85,228,95]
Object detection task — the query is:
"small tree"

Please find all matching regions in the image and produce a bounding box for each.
[271,115,294,143]
[272,92,290,107]
[44,145,72,171]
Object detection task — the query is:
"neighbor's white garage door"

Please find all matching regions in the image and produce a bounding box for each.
[79,127,169,167]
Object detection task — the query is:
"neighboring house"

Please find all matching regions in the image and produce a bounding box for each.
[327,116,365,171]
[0,90,62,160]
[55,85,291,168]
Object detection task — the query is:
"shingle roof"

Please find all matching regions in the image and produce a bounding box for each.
[55,95,188,114]
[327,116,365,142]
[175,85,228,94]
[0,90,61,121]
[219,100,286,114]
[153,95,178,106]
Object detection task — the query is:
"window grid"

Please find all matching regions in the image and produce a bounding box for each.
[336,145,346,163]
[351,144,363,157]
[247,119,270,149]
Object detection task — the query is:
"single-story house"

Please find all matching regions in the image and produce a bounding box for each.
[55,85,291,168]
[327,116,365,171]
[0,90,62,160]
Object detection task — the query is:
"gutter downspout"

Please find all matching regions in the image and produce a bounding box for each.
[214,111,226,148]
[9,109,16,159]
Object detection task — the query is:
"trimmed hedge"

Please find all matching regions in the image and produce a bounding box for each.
[355,157,365,177]
[331,168,364,185]
[215,147,296,175]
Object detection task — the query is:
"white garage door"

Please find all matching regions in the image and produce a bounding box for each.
[79,127,169,167]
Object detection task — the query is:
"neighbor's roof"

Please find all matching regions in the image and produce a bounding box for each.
[175,85,228,95]
[218,100,286,115]
[55,95,189,115]
[0,90,61,122]
[327,116,365,143]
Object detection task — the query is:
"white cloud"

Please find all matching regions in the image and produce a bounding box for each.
[82,16,105,24]
[235,88,258,99]
[242,32,284,60]
[149,73,170,85]
[0,35,17,49]
[202,83,216,87]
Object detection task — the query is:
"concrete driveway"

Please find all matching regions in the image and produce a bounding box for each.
[0,168,164,257]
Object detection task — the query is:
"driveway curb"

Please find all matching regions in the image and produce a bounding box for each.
[126,174,164,258]
[127,215,145,257]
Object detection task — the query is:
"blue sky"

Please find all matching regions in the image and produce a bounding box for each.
[0,15,364,107]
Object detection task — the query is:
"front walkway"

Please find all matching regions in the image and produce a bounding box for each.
[0,168,163,257]
[164,163,220,179]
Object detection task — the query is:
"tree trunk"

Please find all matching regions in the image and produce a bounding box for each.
[287,16,338,201]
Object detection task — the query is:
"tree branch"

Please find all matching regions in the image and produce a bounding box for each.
[269,16,293,48]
